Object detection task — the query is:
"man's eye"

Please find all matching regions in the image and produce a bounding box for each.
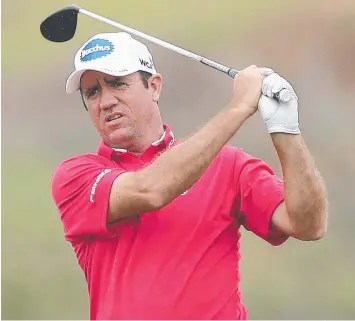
[87,88,100,99]
[111,81,127,88]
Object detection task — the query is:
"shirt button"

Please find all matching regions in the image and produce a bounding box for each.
[140,159,144,164]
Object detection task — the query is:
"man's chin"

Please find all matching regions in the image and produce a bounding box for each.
[106,129,132,149]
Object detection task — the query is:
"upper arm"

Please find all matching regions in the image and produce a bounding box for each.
[51,156,126,240]
[108,171,160,222]
[234,150,289,246]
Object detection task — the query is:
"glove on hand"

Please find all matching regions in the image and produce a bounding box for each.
[258,69,300,134]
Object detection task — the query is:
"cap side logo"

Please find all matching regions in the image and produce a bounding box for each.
[139,57,154,69]
[80,38,114,62]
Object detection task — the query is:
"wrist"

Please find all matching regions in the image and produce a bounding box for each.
[271,132,303,154]
[227,101,255,121]
[266,121,301,135]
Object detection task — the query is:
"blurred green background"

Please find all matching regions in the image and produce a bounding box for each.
[2,0,355,319]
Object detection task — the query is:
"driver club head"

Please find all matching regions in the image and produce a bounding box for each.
[40,5,80,42]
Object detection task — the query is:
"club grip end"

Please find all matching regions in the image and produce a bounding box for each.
[275,89,293,103]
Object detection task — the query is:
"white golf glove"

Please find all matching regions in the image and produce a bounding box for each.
[258,69,300,134]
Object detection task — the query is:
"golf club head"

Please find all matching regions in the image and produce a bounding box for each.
[40,5,80,42]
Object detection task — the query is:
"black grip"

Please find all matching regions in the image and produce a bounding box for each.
[228,68,238,78]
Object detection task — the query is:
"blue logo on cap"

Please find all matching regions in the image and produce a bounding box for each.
[80,38,114,62]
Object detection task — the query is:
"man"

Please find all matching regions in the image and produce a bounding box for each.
[51,32,328,320]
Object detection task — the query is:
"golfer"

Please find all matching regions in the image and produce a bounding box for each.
[51,32,328,320]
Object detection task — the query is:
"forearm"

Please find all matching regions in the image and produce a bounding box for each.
[138,106,248,207]
[271,133,328,237]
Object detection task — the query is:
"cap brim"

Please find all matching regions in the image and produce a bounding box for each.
[65,67,141,94]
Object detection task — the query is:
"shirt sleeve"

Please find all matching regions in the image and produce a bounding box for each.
[234,149,289,246]
[51,154,126,241]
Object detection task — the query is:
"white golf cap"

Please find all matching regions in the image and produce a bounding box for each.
[65,32,157,94]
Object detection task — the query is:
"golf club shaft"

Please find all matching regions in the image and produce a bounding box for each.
[80,8,235,76]
[78,8,292,102]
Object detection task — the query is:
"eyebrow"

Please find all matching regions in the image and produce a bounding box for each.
[82,76,129,93]
[81,80,99,94]
[104,76,128,84]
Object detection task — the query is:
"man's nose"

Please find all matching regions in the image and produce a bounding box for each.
[99,88,117,110]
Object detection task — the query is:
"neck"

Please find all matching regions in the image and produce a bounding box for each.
[110,125,165,154]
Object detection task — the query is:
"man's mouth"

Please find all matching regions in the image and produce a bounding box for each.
[106,114,123,122]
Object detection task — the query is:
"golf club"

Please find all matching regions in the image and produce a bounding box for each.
[40,4,293,103]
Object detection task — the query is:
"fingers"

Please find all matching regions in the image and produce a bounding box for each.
[242,65,272,78]
[262,73,288,98]
[262,68,274,77]
[237,65,265,86]
[241,64,259,73]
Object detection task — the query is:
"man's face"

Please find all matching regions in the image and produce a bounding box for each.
[80,71,162,151]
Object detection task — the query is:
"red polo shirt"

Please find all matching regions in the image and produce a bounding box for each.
[51,124,288,320]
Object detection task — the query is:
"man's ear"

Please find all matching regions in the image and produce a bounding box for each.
[149,73,163,103]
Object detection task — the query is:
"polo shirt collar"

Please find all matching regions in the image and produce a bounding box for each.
[97,124,175,162]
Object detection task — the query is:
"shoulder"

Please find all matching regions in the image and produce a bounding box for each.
[221,145,265,165]
[52,153,108,178]
[50,153,114,196]
[219,145,274,177]
[204,145,246,177]
[216,145,245,164]
[220,145,242,156]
